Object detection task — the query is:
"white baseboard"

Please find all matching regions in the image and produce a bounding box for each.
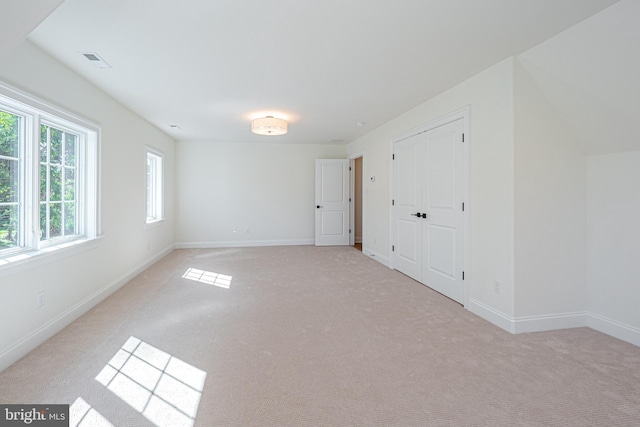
[513,311,587,333]
[175,240,390,266]
[175,239,314,249]
[467,299,517,333]
[587,312,640,347]
[468,298,640,347]
[0,245,174,373]
[468,298,586,334]
[362,246,390,267]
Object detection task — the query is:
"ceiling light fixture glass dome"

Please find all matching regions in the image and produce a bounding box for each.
[251,116,288,136]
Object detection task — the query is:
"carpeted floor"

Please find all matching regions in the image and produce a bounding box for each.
[1,246,639,426]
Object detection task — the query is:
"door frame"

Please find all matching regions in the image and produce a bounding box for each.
[389,106,470,306]
[315,159,350,246]
[349,152,365,247]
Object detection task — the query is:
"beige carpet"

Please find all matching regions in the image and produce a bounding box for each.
[1,246,640,426]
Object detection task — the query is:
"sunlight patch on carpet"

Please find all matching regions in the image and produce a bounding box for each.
[70,397,113,427]
[182,267,232,289]
[94,336,207,427]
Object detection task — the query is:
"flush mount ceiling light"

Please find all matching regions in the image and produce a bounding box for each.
[251,116,288,136]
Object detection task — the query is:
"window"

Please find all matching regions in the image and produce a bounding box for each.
[0,82,99,265]
[145,149,163,223]
[0,109,22,252]
[40,123,79,241]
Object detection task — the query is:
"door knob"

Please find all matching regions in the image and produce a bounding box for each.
[317,205,322,209]
[411,212,422,217]
[421,213,427,219]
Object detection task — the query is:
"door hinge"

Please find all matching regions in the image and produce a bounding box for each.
[349,197,352,202]
[392,199,395,206]
[349,166,352,171]
[462,271,465,280]
[462,202,465,212]
[392,153,395,160]
[462,133,465,143]
[349,229,352,234]
[392,245,395,252]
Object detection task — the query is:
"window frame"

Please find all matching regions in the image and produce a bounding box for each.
[39,119,83,243]
[0,81,100,270]
[145,147,164,225]
[0,104,28,255]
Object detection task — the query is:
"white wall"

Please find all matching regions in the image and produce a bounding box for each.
[175,140,346,247]
[587,151,640,338]
[512,0,640,342]
[343,2,640,343]
[347,58,515,318]
[513,59,587,325]
[517,0,640,157]
[0,41,176,371]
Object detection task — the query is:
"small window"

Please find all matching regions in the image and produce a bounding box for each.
[146,149,163,223]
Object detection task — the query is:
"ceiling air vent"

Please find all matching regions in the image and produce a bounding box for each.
[80,52,112,69]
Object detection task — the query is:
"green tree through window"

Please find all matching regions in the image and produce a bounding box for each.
[1,83,99,262]
[40,123,78,240]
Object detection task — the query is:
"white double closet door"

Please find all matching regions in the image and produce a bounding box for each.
[392,118,465,304]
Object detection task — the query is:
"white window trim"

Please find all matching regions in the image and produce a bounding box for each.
[0,81,101,272]
[145,147,164,225]
[0,236,102,279]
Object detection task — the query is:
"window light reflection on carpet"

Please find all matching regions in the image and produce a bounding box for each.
[94,336,207,427]
[182,267,232,289]
[70,397,114,427]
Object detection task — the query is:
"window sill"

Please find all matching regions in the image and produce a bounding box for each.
[0,236,102,278]
[144,218,165,229]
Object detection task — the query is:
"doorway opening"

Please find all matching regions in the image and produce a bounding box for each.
[352,156,363,251]
[314,156,364,249]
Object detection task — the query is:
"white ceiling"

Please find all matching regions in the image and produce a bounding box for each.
[0,0,64,60]
[27,0,617,144]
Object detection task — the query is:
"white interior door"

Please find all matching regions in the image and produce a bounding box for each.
[315,159,350,246]
[422,119,464,303]
[392,117,465,303]
[392,134,423,282]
